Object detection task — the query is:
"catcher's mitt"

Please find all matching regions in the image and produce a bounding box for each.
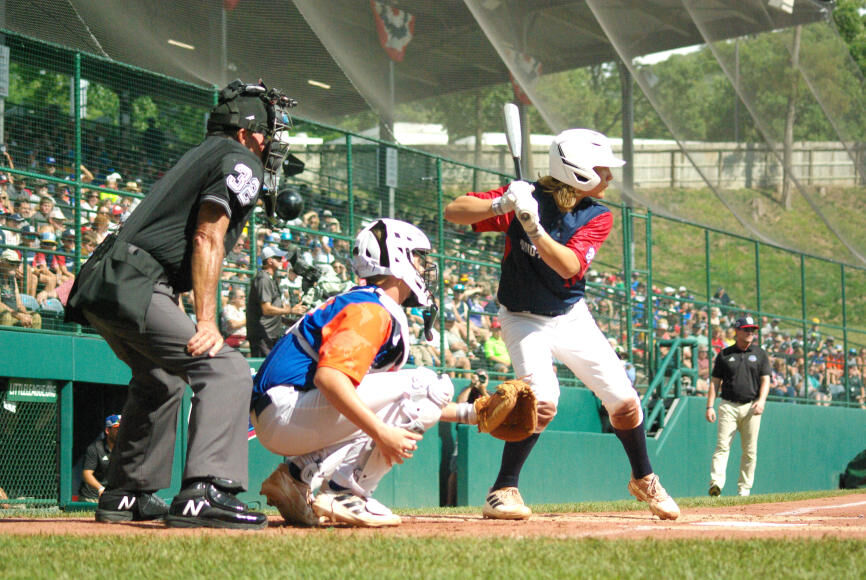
[474,379,537,442]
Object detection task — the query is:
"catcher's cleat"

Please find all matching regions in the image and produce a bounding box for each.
[164,482,267,530]
[95,489,168,523]
[628,473,680,520]
[260,463,319,527]
[482,487,531,520]
[312,489,401,527]
[708,484,721,497]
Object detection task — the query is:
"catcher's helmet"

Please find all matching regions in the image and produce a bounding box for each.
[549,129,625,192]
[352,219,436,307]
[275,187,304,222]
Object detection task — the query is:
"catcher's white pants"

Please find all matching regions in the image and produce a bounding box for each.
[709,399,762,495]
[251,367,450,497]
[499,300,638,411]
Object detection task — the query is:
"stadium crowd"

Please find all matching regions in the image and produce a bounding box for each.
[1,121,864,410]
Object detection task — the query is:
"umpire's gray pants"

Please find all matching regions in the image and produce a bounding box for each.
[84,285,253,491]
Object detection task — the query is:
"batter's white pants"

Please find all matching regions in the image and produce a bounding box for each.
[500,300,638,412]
[709,399,762,495]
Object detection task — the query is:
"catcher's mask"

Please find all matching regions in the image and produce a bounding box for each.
[208,79,298,221]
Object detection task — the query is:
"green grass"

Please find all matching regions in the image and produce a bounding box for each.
[1,490,864,579]
[1,535,864,579]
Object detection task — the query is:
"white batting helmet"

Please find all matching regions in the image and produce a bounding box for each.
[549,129,625,192]
[352,218,436,307]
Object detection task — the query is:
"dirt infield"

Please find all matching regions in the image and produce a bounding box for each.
[1,493,864,539]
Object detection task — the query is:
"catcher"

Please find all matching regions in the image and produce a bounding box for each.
[253,218,536,528]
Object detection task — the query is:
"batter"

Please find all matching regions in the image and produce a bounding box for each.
[444,128,680,521]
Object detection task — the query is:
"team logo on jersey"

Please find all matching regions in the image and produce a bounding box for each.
[748,355,757,362]
[226,163,259,206]
[585,247,596,264]
[728,356,736,362]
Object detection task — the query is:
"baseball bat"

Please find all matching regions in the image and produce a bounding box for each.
[503,103,532,222]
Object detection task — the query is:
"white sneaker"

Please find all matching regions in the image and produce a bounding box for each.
[482,487,531,520]
[627,473,680,520]
[260,463,319,527]
[737,489,751,497]
[312,489,401,527]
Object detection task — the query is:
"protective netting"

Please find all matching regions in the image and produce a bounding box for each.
[4,1,864,264]
[0,379,58,506]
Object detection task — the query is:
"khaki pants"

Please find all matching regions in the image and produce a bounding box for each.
[710,399,762,495]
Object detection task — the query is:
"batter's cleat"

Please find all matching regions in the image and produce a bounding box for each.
[164,482,267,530]
[260,463,319,527]
[95,489,169,523]
[708,484,721,497]
[312,489,401,527]
[482,487,531,520]
[628,473,680,520]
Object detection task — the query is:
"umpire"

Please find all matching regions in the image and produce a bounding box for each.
[705,316,771,497]
[65,80,296,529]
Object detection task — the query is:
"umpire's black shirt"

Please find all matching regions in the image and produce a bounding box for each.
[711,343,771,403]
[119,136,263,292]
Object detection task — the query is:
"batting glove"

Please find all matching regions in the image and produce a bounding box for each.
[491,180,534,215]
[515,194,545,239]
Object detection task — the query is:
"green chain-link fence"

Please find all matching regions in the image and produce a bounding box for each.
[0,378,58,507]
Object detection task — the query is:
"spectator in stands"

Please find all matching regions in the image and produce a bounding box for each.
[0,181,12,214]
[91,213,111,244]
[0,249,41,329]
[79,414,121,502]
[221,287,248,351]
[696,345,711,394]
[442,310,473,376]
[769,358,794,399]
[805,360,831,406]
[483,319,511,377]
[34,195,55,227]
[14,199,34,225]
[55,228,77,284]
[246,246,305,357]
[81,189,101,223]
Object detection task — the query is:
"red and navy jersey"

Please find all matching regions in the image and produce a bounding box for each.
[253,285,410,395]
[470,183,612,314]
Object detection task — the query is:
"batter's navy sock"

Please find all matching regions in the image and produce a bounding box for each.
[492,433,540,490]
[613,421,653,479]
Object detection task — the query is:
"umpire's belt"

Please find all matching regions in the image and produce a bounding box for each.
[250,392,273,417]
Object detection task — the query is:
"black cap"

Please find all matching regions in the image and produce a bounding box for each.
[734,316,758,330]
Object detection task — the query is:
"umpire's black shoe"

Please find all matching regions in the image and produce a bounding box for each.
[164,481,267,530]
[95,489,169,523]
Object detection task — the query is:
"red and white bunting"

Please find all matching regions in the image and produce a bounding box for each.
[370,0,416,62]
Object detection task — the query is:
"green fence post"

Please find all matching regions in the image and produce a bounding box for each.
[59,380,73,507]
[346,134,355,239]
[73,52,82,275]
[755,240,761,329]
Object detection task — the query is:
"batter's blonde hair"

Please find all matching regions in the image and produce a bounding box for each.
[538,175,581,212]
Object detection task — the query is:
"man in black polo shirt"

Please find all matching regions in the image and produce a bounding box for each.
[79,414,121,502]
[706,315,771,497]
[64,80,296,529]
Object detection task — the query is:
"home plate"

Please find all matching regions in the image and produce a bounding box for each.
[694,521,806,528]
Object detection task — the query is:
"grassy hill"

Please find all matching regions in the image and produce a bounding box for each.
[599,185,866,338]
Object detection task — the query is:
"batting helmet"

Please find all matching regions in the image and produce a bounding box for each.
[275,187,304,222]
[352,219,436,307]
[549,129,625,192]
